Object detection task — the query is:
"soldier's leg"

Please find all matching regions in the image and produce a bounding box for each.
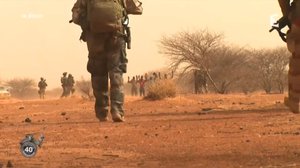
[286,25,300,113]
[87,56,109,121]
[109,71,125,122]
[107,35,126,122]
[86,33,110,121]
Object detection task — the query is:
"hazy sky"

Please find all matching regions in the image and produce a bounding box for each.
[0,0,285,89]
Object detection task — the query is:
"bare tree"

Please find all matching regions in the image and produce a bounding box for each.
[272,47,289,93]
[208,46,251,94]
[160,30,223,93]
[6,78,36,98]
[160,30,250,94]
[76,77,94,100]
[250,47,289,94]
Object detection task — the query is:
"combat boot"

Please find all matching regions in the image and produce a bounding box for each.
[110,90,125,122]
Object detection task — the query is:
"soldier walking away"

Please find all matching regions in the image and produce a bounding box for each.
[60,72,68,98]
[278,0,300,113]
[67,74,76,96]
[128,76,138,96]
[38,77,47,99]
[71,0,143,122]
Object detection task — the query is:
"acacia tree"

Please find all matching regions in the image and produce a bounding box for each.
[159,30,250,94]
[6,78,36,98]
[250,47,289,94]
[160,30,223,93]
[272,47,289,93]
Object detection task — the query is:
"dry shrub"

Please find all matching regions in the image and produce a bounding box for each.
[145,79,176,100]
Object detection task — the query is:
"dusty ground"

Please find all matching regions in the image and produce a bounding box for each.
[0,93,300,168]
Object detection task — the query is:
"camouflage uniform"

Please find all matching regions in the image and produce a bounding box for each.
[61,72,69,98]
[67,74,75,96]
[38,78,47,99]
[279,0,300,112]
[72,0,127,122]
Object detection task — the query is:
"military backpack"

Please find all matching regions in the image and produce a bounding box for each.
[87,0,124,33]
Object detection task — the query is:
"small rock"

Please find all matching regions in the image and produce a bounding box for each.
[246,139,250,143]
[294,132,300,135]
[104,136,108,139]
[144,133,148,136]
[65,117,69,120]
[7,160,13,167]
[24,118,31,123]
[239,127,243,130]
[202,108,213,112]
[155,133,158,137]
[19,106,25,110]
[61,112,66,116]
[232,102,236,105]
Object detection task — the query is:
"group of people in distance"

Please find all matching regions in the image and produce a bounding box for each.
[127,72,173,97]
[37,72,75,99]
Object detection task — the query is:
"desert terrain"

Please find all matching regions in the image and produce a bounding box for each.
[0,93,300,167]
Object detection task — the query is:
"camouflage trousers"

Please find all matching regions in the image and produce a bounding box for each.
[286,24,300,113]
[38,89,46,99]
[86,31,127,119]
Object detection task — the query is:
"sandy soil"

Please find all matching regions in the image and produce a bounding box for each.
[0,93,300,168]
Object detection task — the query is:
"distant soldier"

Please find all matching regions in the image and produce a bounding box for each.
[67,74,75,96]
[60,72,68,98]
[38,77,47,99]
[128,76,138,96]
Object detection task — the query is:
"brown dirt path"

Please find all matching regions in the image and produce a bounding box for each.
[0,93,300,167]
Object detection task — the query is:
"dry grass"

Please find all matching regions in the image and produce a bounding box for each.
[145,79,176,100]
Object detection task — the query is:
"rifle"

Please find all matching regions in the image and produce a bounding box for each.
[269,16,291,42]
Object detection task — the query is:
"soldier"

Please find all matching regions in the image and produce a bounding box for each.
[71,0,129,122]
[38,77,47,99]
[60,72,68,98]
[67,74,75,96]
[278,0,300,112]
[128,76,138,96]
